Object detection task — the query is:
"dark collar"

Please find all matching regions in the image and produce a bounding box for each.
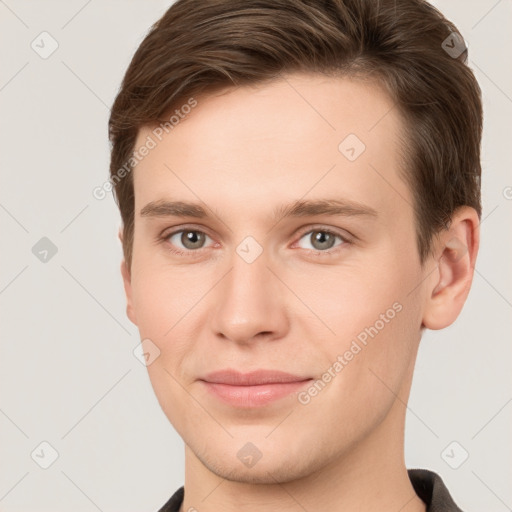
[157,468,463,512]
[408,468,464,511]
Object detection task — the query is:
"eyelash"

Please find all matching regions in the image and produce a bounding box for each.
[158,225,352,258]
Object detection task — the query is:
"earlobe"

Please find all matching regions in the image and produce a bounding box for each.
[121,259,138,326]
[422,207,480,330]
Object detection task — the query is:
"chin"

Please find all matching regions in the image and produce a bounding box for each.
[195,443,325,485]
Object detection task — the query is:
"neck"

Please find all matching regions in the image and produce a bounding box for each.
[178,397,426,512]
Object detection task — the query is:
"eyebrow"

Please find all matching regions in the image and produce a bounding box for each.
[140,198,378,221]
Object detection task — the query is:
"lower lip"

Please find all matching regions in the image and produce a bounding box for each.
[201,380,312,408]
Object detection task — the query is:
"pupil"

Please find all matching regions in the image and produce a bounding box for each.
[313,231,334,250]
[179,230,335,251]
[183,231,203,248]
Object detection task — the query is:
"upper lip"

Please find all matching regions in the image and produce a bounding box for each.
[200,369,312,386]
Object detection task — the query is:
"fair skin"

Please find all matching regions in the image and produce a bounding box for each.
[120,73,479,512]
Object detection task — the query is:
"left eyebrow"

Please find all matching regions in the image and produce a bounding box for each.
[139,198,378,221]
[272,198,378,220]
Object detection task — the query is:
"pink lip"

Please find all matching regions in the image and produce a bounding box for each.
[199,369,312,408]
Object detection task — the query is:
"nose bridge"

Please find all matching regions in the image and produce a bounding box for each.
[224,242,275,312]
[210,241,286,343]
[232,245,271,296]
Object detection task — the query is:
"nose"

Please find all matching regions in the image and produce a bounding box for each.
[209,248,290,346]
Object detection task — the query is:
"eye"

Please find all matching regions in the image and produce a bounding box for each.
[160,225,350,257]
[164,228,214,255]
[295,227,347,254]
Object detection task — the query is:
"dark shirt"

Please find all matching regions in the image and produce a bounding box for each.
[157,468,463,511]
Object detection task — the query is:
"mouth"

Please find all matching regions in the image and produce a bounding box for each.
[199,369,313,408]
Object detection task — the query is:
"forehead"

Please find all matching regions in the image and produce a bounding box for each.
[132,72,410,222]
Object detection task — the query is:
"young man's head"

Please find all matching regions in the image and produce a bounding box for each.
[109,0,482,505]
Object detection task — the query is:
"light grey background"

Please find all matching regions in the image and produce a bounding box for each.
[0,1,510,511]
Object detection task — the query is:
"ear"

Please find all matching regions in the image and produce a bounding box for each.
[422,206,480,330]
[119,228,138,326]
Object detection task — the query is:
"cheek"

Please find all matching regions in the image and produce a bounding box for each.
[131,275,170,339]
[130,263,212,381]
[304,252,423,392]
[301,299,421,440]
[130,261,201,340]
[296,258,415,342]
[130,266,197,428]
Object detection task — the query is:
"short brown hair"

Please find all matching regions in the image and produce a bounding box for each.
[109,0,482,270]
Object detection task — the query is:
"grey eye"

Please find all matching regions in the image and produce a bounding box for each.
[297,230,343,251]
[169,230,211,250]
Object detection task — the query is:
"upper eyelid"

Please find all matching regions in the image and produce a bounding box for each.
[161,224,215,243]
[294,225,351,241]
[162,224,352,248]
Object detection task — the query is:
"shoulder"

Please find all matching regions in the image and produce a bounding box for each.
[156,485,184,512]
[157,472,464,512]
[408,468,464,512]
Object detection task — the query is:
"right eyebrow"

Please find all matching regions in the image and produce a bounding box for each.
[139,198,378,221]
[140,200,208,218]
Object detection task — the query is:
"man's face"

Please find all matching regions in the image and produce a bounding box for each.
[124,73,428,483]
